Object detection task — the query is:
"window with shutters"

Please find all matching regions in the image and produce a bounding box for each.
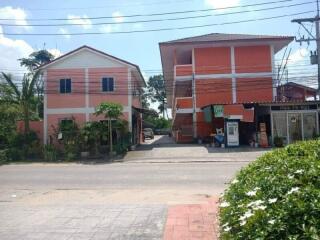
[59,79,71,93]
[102,77,114,92]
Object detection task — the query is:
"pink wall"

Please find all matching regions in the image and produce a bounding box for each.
[17,120,43,143]
[89,67,129,107]
[47,69,86,108]
[47,113,86,139]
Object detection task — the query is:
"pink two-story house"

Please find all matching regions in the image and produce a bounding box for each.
[39,45,145,145]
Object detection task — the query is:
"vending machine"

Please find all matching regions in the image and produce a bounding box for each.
[225,120,239,147]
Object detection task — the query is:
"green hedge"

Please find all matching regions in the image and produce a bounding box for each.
[219,140,320,239]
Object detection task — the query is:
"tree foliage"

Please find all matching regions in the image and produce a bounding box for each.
[1,71,41,134]
[95,102,123,119]
[19,50,54,71]
[95,102,124,155]
[147,74,167,117]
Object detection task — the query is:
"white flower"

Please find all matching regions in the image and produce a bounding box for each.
[288,174,294,179]
[268,219,275,225]
[287,187,299,195]
[231,179,239,184]
[240,220,247,226]
[254,187,261,191]
[265,167,271,170]
[224,226,231,232]
[247,200,264,207]
[268,198,277,204]
[222,223,229,228]
[253,205,267,211]
[239,210,254,221]
[295,169,304,174]
[220,201,230,207]
[246,190,257,196]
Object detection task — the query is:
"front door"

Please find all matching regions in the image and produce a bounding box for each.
[288,113,302,143]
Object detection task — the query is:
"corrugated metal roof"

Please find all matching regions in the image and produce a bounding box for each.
[160,33,293,45]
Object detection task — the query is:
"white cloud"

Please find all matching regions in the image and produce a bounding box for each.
[59,28,71,39]
[67,14,92,29]
[0,26,33,73]
[288,48,309,64]
[99,25,113,33]
[0,6,31,31]
[48,48,62,58]
[112,11,124,23]
[98,11,125,33]
[204,0,240,10]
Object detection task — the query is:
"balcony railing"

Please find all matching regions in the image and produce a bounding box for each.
[175,97,193,109]
[175,64,192,79]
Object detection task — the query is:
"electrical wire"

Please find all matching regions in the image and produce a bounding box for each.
[1,1,313,27]
[3,11,315,36]
[0,0,295,21]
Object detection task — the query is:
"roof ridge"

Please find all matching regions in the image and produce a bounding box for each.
[160,32,293,44]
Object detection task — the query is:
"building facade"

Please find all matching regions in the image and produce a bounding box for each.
[40,45,145,145]
[160,33,320,145]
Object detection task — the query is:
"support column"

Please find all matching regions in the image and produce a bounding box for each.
[128,69,132,133]
[231,46,237,103]
[43,70,48,145]
[85,68,89,122]
[270,45,277,100]
[192,49,197,139]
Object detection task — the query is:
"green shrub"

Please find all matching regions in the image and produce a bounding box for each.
[0,149,9,164]
[43,145,58,162]
[219,140,320,239]
[6,147,24,161]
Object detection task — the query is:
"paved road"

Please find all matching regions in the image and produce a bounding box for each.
[0,137,266,239]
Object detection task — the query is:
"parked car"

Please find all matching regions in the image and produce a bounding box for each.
[154,128,171,135]
[143,128,154,140]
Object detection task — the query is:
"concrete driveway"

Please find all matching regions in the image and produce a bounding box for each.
[0,136,268,240]
[124,135,268,163]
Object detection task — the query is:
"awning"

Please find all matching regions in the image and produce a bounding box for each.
[200,104,255,122]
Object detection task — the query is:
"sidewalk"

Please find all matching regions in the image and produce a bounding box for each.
[164,197,219,240]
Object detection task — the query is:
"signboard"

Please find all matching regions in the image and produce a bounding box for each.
[226,121,239,146]
[214,105,224,118]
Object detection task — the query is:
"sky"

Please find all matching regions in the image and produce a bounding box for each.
[0,0,318,109]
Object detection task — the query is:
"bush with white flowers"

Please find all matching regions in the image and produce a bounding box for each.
[219,140,320,239]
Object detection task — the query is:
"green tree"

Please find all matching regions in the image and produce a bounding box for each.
[147,74,168,118]
[19,49,55,118]
[19,50,54,71]
[1,71,40,134]
[95,102,123,156]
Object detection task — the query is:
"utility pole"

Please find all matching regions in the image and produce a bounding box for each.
[292,0,320,99]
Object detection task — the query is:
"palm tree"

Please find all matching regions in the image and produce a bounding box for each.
[1,70,40,134]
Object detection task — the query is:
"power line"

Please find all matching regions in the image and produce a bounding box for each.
[1,1,313,27]
[0,0,196,12]
[3,10,315,36]
[0,0,294,21]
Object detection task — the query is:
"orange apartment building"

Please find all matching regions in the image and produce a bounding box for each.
[160,33,320,146]
[39,45,145,146]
